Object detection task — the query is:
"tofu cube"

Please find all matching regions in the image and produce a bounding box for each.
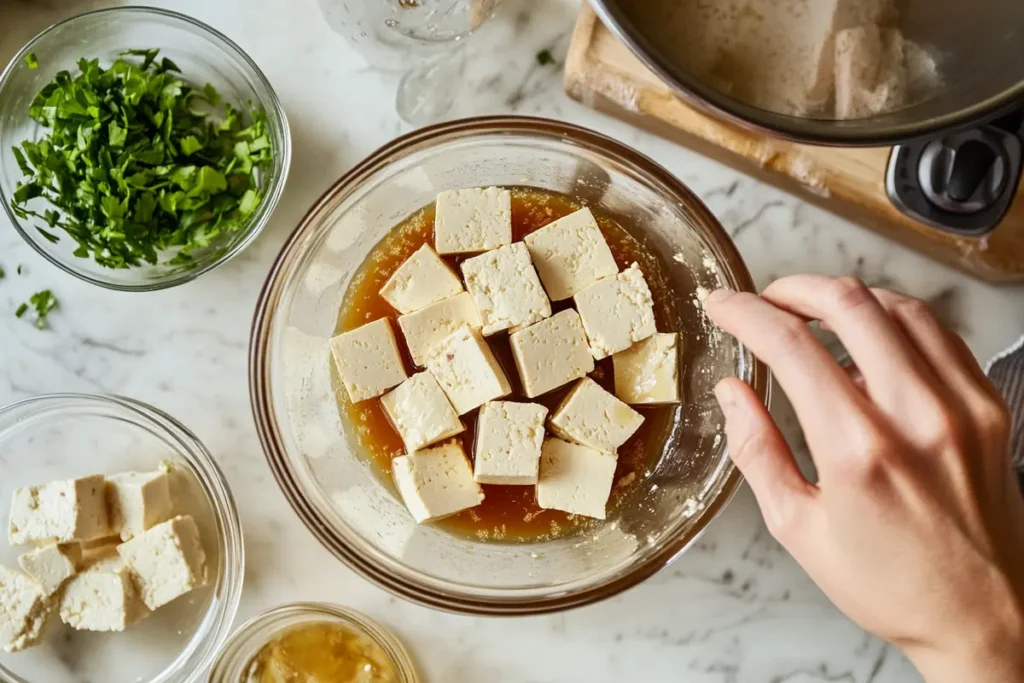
[60,556,149,632]
[613,333,681,404]
[63,535,120,570]
[474,401,549,485]
[536,438,618,519]
[834,25,907,119]
[329,318,408,403]
[461,243,552,335]
[523,208,618,300]
[398,292,482,367]
[434,186,512,254]
[574,262,656,359]
[379,244,464,314]
[106,470,174,541]
[0,565,52,652]
[117,515,208,611]
[8,474,110,545]
[424,326,512,414]
[549,378,645,452]
[509,309,594,398]
[381,372,465,452]
[392,441,484,523]
[18,543,77,597]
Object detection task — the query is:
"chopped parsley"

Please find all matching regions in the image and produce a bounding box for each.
[536,49,555,66]
[16,290,58,329]
[24,52,38,70]
[9,49,273,270]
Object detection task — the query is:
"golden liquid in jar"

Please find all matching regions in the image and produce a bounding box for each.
[334,187,680,542]
[243,622,400,683]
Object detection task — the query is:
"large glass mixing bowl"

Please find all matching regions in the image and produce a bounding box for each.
[249,116,769,615]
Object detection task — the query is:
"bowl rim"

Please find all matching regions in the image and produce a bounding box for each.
[0,392,244,683]
[0,5,292,292]
[207,602,419,682]
[248,115,769,616]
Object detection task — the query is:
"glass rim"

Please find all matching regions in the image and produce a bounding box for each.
[208,602,419,683]
[0,5,292,292]
[0,392,245,683]
[248,115,769,616]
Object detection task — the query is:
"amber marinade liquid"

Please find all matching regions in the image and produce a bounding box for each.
[335,187,678,542]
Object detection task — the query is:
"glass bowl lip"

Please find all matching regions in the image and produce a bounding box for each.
[0,392,245,683]
[208,602,419,683]
[248,114,770,616]
[0,5,293,293]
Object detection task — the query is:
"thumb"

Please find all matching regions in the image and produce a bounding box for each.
[715,378,815,539]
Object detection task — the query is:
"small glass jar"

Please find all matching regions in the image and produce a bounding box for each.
[208,603,419,683]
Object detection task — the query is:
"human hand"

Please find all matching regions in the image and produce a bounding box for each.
[706,275,1024,683]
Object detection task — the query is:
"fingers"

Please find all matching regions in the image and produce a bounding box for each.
[761,275,936,413]
[706,289,870,450]
[714,378,816,540]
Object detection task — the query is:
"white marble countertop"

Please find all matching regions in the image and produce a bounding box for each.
[1,1,1023,682]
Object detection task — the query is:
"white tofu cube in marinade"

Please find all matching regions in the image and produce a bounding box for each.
[549,378,645,453]
[509,309,594,398]
[18,543,77,597]
[106,469,174,541]
[574,262,657,359]
[0,565,52,652]
[392,441,484,523]
[8,474,110,546]
[424,325,512,415]
[461,242,552,335]
[523,207,618,301]
[381,372,465,452]
[329,318,408,403]
[117,515,208,611]
[379,244,464,314]
[60,556,150,632]
[398,292,482,367]
[474,401,548,485]
[536,437,618,519]
[613,333,681,404]
[434,187,512,254]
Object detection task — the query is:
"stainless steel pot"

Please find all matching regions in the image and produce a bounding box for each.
[590,0,1024,147]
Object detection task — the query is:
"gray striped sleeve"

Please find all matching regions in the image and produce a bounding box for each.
[987,336,1024,471]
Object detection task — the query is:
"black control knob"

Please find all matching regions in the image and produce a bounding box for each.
[947,139,996,202]
[918,131,1009,215]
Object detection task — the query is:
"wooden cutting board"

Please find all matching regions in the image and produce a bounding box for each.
[564,5,1024,283]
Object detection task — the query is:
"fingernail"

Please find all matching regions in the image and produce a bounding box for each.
[714,380,735,411]
[706,288,734,304]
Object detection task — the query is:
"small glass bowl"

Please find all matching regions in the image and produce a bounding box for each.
[208,603,419,683]
[0,7,291,291]
[0,394,244,683]
[249,116,769,615]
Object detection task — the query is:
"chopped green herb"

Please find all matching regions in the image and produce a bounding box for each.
[536,49,555,66]
[0,267,4,279]
[16,264,22,275]
[24,53,38,70]
[17,290,58,329]
[9,49,273,270]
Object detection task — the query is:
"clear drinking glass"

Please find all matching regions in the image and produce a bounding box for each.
[249,116,770,616]
[318,0,501,124]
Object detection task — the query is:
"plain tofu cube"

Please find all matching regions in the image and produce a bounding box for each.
[509,309,594,398]
[60,555,149,632]
[434,187,512,254]
[424,326,512,414]
[330,318,408,403]
[574,262,656,359]
[523,208,618,300]
[613,333,681,404]
[381,372,465,452]
[536,438,618,519]
[392,441,485,523]
[8,474,110,545]
[379,244,464,314]
[106,470,174,541]
[474,401,548,485]
[461,243,552,335]
[398,292,482,367]
[0,565,52,652]
[550,378,645,453]
[117,515,208,611]
[18,543,77,597]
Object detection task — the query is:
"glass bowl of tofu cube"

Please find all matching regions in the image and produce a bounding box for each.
[249,116,769,615]
[0,394,243,682]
